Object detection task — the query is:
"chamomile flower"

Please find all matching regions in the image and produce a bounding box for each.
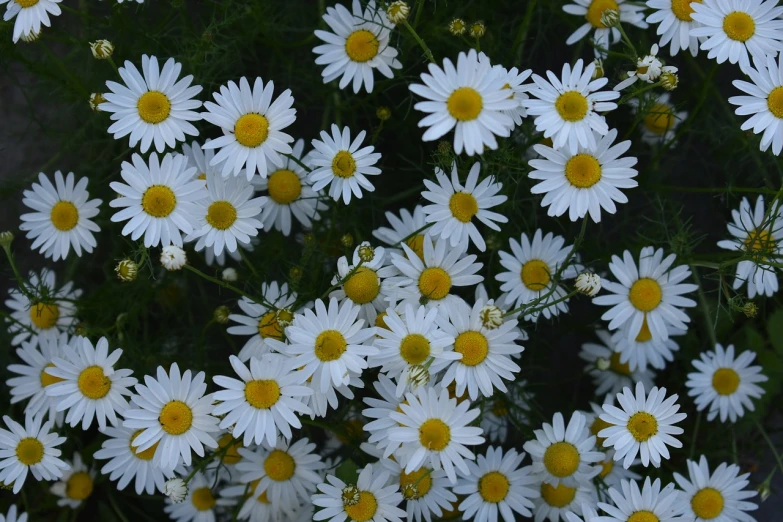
[646,0,705,56]
[498,65,533,126]
[362,374,406,455]
[6,333,69,422]
[579,331,656,396]
[421,161,508,252]
[372,206,429,260]
[729,53,783,156]
[44,336,136,430]
[599,381,687,468]
[593,246,697,342]
[532,480,594,522]
[110,152,206,247]
[611,322,683,372]
[562,0,647,56]
[631,92,687,144]
[313,0,402,93]
[329,243,398,324]
[312,463,406,522]
[308,124,382,204]
[528,128,638,222]
[49,452,95,508]
[686,343,768,423]
[19,171,101,261]
[0,506,27,522]
[614,44,667,90]
[0,413,68,493]
[101,55,202,152]
[201,76,296,180]
[123,363,220,470]
[409,49,516,156]
[164,471,229,522]
[691,0,783,74]
[597,477,685,522]
[523,59,620,154]
[1,0,61,43]
[496,229,580,322]
[716,196,783,297]
[673,455,759,522]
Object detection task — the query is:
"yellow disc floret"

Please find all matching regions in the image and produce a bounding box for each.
[627,512,660,522]
[521,259,551,291]
[627,411,658,442]
[586,0,620,27]
[419,418,451,451]
[267,169,302,204]
[344,267,380,304]
[543,442,580,478]
[41,363,65,388]
[50,201,79,231]
[78,366,112,399]
[343,491,378,522]
[315,330,347,361]
[332,151,357,178]
[206,201,237,230]
[671,0,702,21]
[264,449,296,481]
[159,400,193,435]
[234,113,269,148]
[541,482,576,508]
[137,91,171,124]
[629,278,663,312]
[454,331,489,366]
[447,87,484,121]
[712,368,740,395]
[479,471,510,503]
[191,487,216,511]
[400,334,431,365]
[142,185,177,218]
[449,192,479,223]
[130,430,158,461]
[565,154,602,188]
[643,104,675,135]
[16,437,44,466]
[29,302,60,330]
[723,11,755,42]
[345,30,380,62]
[66,472,94,501]
[418,267,452,301]
[245,379,281,409]
[555,91,589,121]
[691,487,724,519]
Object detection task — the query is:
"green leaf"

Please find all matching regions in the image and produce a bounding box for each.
[335,459,360,484]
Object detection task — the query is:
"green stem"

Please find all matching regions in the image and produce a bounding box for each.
[690,265,717,346]
[689,411,701,459]
[755,417,783,476]
[183,264,265,304]
[402,21,435,63]
[38,41,90,98]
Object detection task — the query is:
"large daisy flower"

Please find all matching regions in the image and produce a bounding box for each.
[597,477,685,522]
[372,206,429,260]
[6,333,69,422]
[646,0,706,56]
[2,0,61,43]
[729,53,783,155]
[49,452,96,508]
[312,463,406,522]
[563,0,648,56]
[579,330,656,396]
[0,413,68,493]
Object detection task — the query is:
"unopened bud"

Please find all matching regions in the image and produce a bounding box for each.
[576,272,602,297]
[276,308,295,328]
[743,302,758,318]
[376,106,392,121]
[115,259,138,282]
[20,31,40,43]
[386,1,410,24]
[469,21,486,38]
[357,243,375,263]
[89,93,107,111]
[214,306,230,324]
[407,365,430,390]
[0,231,14,250]
[448,18,466,36]
[90,40,114,59]
[596,357,611,371]
[341,485,361,506]
[163,478,188,503]
[757,482,771,502]
[592,59,605,80]
[600,9,620,28]
[479,304,504,330]
[160,245,186,271]
[660,69,679,91]
[340,233,354,248]
[221,267,238,282]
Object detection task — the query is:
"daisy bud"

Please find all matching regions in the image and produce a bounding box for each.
[221,267,238,282]
[437,140,451,154]
[448,18,467,36]
[163,478,188,503]
[386,1,410,24]
[600,9,620,27]
[275,308,295,328]
[214,305,230,324]
[407,365,430,390]
[289,266,303,284]
[340,233,354,248]
[401,483,419,500]
[341,484,361,506]
[661,68,679,91]
[376,106,392,121]
[479,304,504,330]
[757,482,771,502]
[115,259,138,282]
[575,272,601,297]
[89,93,107,111]
[743,301,758,318]
[160,245,187,271]
[89,40,115,60]
[469,21,486,38]
[20,31,40,43]
[592,59,605,79]
[0,231,14,250]
[358,242,375,263]
[596,357,611,371]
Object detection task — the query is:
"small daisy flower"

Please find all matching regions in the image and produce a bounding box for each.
[729,53,783,155]
[614,44,666,90]
[597,477,685,522]
[372,205,429,260]
[101,55,201,153]
[0,506,27,522]
[673,455,759,522]
[329,243,398,324]
[1,0,61,43]
[362,374,406,455]
[6,333,69,422]
[201,76,296,180]
[528,128,638,222]
[313,0,402,93]
[599,381,687,468]
[109,152,206,247]
[498,65,533,126]
[691,0,783,74]
[532,479,594,522]
[562,0,647,56]
[593,246,698,342]
[44,336,136,430]
[409,49,516,156]
[0,413,68,493]
[523,59,620,154]
[123,363,220,470]
[164,471,230,522]
[717,196,783,297]
[421,161,508,252]
[646,0,705,56]
[228,282,298,362]
[631,92,687,144]
[611,321,683,372]
[312,463,406,522]
[308,124,382,205]
[19,171,101,261]
[579,331,657,396]
[49,452,96,508]
[161,245,187,270]
[686,343,768,423]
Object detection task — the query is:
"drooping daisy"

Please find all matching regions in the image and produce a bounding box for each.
[19,171,101,261]
[686,343,768,423]
[729,53,783,155]
[123,363,220,470]
[646,0,706,56]
[44,336,136,430]
[579,330,656,395]
[372,206,429,260]
[691,0,783,74]
[329,243,398,324]
[631,92,688,144]
[0,506,27,522]
[562,0,647,56]
[674,455,759,522]
[308,124,382,204]
[532,479,594,522]
[2,0,61,43]
[5,269,80,347]
[101,55,202,152]
[528,128,638,222]
[49,452,96,508]
[593,246,697,342]
[597,477,685,522]
[421,161,508,252]
[496,229,580,322]
[313,0,402,93]
[0,413,68,493]
[409,49,516,156]
[6,333,69,422]
[109,152,206,247]
[599,381,687,468]
[201,76,296,180]
[611,322,683,372]
[164,471,230,522]
[523,59,620,154]
[312,463,406,522]
[362,374,406,455]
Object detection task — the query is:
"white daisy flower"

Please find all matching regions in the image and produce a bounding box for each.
[729,53,783,155]
[304,371,365,420]
[596,449,642,489]
[717,196,783,297]
[194,236,255,267]
[614,44,667,91]
[646,0,705,56]
[123,363,220,470]
[312,463,406,522]
[528,128,638,222]
[421,161,508,252]
[372,205,429,260]
[1,0,61,43]
[313,0,402,93]
[610,321,683,372]
[0,413,68,493]
[454,446,539,522]
[44,336,136,430]
[673,455,759,522]
[19,171,101,261]
[599,381,687,468]
[5,269,80,348]
[308,124,382,205]
[409,49,516,156]
[362,374,406,455]
[495,229,580,322]
[109,152,206,247]
[597,477,685,522]
[388,385,485,484]
[566,505,600,522]
[101,55,202,153]
[0,506,27,522]
[691,0,783,74]
[686,343,768,423]
[562,0,647,56]
[592,246,697,342]
[523,59,620,155]
[219,480,275,522]
[631,92,687,144]
[201,76,296,180]
[524,412,604,488]
[212,354,312,446]
[498,65,533,126]
[532,479,594,522]
[164,471,231,522]
[49,452,96,508]
[182,140,221,180]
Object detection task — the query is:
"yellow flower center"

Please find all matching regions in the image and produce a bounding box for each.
[723,11,755,42]
[257,489,270,503]
[206,200,237,230]
[419,418,451,451]
[137,91,171,124]
[691,487,724,519]
[712,368,740,395]
[405,235,426,261]
[766,87,783,119]
[418,267,452,301]
[609,352,631,375]
[245,379,281,409]
[29,302,60,330]
[343,267,380,304]
[744,228,773,254]
[635,316,653,342]
[449,192,479,223]
[332,151,356,178]
[78,366,112,400]
[586,0,620,27]
[629,278,663,312]
[141,185,177,218]
[15,437,44,466]
[159,400,193,435]
[627,412,658,442]
[543,442,580,478]
[375,312,389,330]
[628,512,660,522]
[234,113,269,148]
[345,30,380,62]
[267,169,302,204]
[454,331,489,366]
[400,333,431,365]
[521,259,551,291]
[479,471,510,503]
[191,487,216,511]
[541,482,576,508]
[591,416,612,447]
[400,468,433,499]
[217,433,242,465]
[50,201,79,231]
[672,0,702,21]
[556,91,589,121]
[491,400,508,416]
[130,430,158,461]
[644,103,676,135]
[16,0,40,7]
[446,87,484,121]
[257,311,284,340]
[344,491,378,522]
[599,458,614,478]
[314,330,347,361]
[40,363,65,388]
[565,154,602,188]
[66,472,94,501]
[264,449,296,481]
